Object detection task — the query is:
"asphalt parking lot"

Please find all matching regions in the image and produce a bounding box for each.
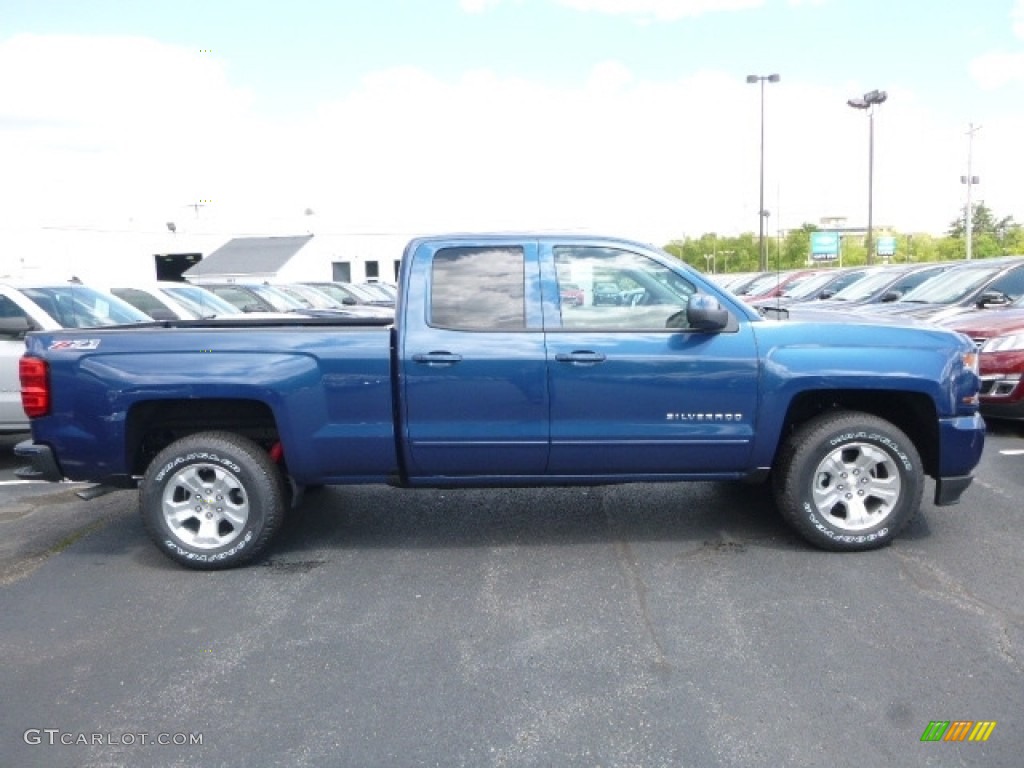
[1,426,1022,768]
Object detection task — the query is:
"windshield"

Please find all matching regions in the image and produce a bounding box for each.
[830,269,902,302]
[895,264,1002,304]
[782,270,841,299]
[275,284,338,309]
[246,284,306,311]
[22,285,150,328]
[161,285,242,317]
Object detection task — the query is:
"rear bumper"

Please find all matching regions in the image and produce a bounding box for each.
[14,440,64,483]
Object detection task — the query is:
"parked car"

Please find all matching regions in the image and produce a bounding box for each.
[273,283,393,319]
[559,282,584,307]
[736,268,827,302]
[0,282,150,432]
[592,282,622,305]
[201,283,310,314]
[787,263,951,314]
[751,267,875,314]
[305,281,395,309]
[102,282,243,320]
[939,307,1024,420]
[862,257,1024,322]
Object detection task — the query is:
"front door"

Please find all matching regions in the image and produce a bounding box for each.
[544,244,759,475]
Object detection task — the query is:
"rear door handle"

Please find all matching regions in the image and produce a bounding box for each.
[554,351,607,365]
[412,351,463,365]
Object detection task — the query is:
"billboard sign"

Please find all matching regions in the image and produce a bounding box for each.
[810,231,840,261]
[877,236,896,257]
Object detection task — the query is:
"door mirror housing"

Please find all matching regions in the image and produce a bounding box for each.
[686,294,730,331]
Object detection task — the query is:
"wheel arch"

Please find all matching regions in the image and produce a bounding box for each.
[127,398,281,477]
[778,390,939,477]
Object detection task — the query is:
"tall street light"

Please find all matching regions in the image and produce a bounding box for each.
[847,89,888,265]
[961,123,981,260]
[747,73,780,272]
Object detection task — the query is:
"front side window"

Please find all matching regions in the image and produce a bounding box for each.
[554,246,694,330]
[430,247,525,331]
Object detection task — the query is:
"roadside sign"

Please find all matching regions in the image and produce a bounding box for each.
[811,231,840,261]
[877,236,896,257]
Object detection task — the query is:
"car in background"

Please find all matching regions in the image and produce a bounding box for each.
[0,281,150,432]
[559,282,584,307]
[273,283,393,319]
[939,307,1024,420]
[862,257,1024,322]
[201,283,311,314]
[360,281,398,301]
[785,263,951,315]
[103,282,242,320]
[593,282,622,305]
[305,281,395,309]
[751,266,875,314]
[735,268,827,302]
[717,272,766,295]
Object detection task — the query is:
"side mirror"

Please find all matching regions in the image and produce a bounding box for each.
[342,297,356,305]
[149,308,178,321]
[976,291,1009,308]
[685,294,729,331]
[880,290,902,303]
[818,290,836,300]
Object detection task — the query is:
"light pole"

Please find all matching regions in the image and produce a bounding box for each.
[719,249,734,273]
[962,123,981,260]
[747,74,780,272]
[847,89,887,265]
[704,253,714,273]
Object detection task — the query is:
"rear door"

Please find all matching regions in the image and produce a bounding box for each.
[399,240,550,477]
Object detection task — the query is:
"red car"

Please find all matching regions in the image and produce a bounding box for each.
[560,282,584,307]
[941,308,1024,420]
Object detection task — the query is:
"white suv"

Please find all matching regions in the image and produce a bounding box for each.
[0,282,149,433]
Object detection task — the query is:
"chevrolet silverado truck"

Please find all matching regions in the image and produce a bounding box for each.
[15,234,985,569]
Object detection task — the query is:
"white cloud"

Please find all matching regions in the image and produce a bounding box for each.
[1014,0,1024,39]
[968,50,1024,89]
[460,0,505,13]
[555,0,763,21]
[1,32,1021,283]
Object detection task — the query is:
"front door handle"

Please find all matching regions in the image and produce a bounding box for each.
[554,351,607,365]
[412,351,463,366]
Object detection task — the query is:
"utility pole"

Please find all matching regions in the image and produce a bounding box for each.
[962,123,981,260]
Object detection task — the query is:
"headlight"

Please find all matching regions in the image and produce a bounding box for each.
[981,333,1024,353]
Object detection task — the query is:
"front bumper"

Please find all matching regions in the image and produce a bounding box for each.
[14,440,65,483]
[933,413,986,506]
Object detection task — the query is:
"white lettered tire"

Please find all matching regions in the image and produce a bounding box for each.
[140,432,286,569]
[773,411,923,551]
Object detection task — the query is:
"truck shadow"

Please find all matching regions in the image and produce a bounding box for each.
[268,481,807,559]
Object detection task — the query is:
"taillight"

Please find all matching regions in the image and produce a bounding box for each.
[19,356,50,418]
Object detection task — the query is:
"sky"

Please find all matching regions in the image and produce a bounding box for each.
[1,0,1023,272]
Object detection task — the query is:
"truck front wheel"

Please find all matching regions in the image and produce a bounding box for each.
[140,432,285,569]
[774,411,923,551]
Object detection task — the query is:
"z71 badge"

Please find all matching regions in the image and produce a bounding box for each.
[49,339,101,350]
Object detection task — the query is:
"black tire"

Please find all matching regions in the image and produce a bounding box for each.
[773,410,923,551]
[140,431,286,569]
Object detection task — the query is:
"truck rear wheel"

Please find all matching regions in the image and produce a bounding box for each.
[773,411,923,551]
[140,432,285,569]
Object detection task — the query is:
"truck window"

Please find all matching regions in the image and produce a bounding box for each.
[553,246,695,330]
[430,247,525,331]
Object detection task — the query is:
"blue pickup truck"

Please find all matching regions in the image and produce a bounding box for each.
[16,234,985,568]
